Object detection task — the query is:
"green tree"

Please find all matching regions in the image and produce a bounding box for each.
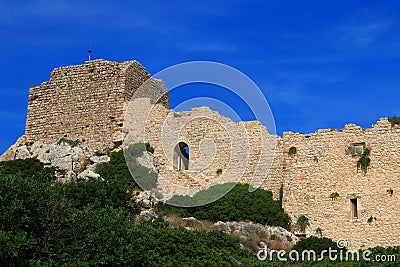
[95,143,158,190]
[156,183,291,229]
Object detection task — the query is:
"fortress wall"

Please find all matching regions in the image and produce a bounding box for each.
[20,58,400,249]
[124,98,284,199]
[242,122,284,199]
[282,118,400,249]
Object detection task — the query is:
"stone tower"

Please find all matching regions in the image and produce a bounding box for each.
[25,59,169,149]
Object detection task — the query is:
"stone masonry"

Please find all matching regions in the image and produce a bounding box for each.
[25,59,169,151]
[123,98,283,200]
[282,119,400,249]
[3,59,399,250]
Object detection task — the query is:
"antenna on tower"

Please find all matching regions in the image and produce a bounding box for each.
[88,49,93,61]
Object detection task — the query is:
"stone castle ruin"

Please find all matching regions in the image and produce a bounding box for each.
[1,59,400,250]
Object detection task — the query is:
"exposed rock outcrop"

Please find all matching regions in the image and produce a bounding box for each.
[0,136,111,182]
[151,214,298,252]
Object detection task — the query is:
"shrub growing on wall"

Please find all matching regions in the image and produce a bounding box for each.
[145,142,154,154]
[388,116,400,126]
[288,146,297,156]
[296,215,310,232]
[357,148,371,174]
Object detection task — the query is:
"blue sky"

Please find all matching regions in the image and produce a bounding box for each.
[1,0,400,154]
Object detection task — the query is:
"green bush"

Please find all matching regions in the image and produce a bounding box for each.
[35,205,144,266]
[0,158,139,265]
[56,137,80,147]
[96,144,158,190]
[0,158,55,182]
[145,142,154,154]
[155,183,291,229]
[288,146,297,156]
[292,236,345,257]
[0,171,256,266]
[357,148,371,174]
[1,158,399,266]
[0,172,67,266]
[62,177,141,215]
[137,223,253,266]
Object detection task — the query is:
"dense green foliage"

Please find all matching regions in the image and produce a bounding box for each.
[95,143,158,190]
[292,236,344,256]
[62,175,140,215]
[1,157,399,266]
[155,183,291,229]
[0,158,56,182]
[132,223,255,266]
[0,158,267,266]
[0,158,144,265]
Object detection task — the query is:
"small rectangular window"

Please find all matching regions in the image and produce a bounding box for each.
[352,143,365,156]
[350,198,358,219]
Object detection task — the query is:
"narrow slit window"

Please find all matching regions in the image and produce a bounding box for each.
[350,198,358,219]
[173,142,189,170]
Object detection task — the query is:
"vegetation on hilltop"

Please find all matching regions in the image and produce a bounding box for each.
[155,183,291,229]
[95,142,158,190]
[0,158,253,266]
[0,153,398,266]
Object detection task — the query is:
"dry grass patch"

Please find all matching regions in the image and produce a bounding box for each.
[162,214,294,253]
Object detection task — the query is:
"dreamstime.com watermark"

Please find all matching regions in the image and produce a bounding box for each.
[257,239,396,263]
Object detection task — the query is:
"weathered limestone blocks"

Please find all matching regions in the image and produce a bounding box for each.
[0,135,28,161]
[25,59,169,153]
[0,137,112,182]
[282,118,400,249]
[124,97,282,202]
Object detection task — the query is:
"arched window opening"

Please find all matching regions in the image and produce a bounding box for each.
[174,142,189,170]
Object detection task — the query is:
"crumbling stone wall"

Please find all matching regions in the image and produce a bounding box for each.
[19,59,400,250]
[25,59,169,150]
[126,96,400,249]
[282,118,400,249]
[124,98,284,200]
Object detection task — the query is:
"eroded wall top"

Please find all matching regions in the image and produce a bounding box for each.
[25,59,169,148]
